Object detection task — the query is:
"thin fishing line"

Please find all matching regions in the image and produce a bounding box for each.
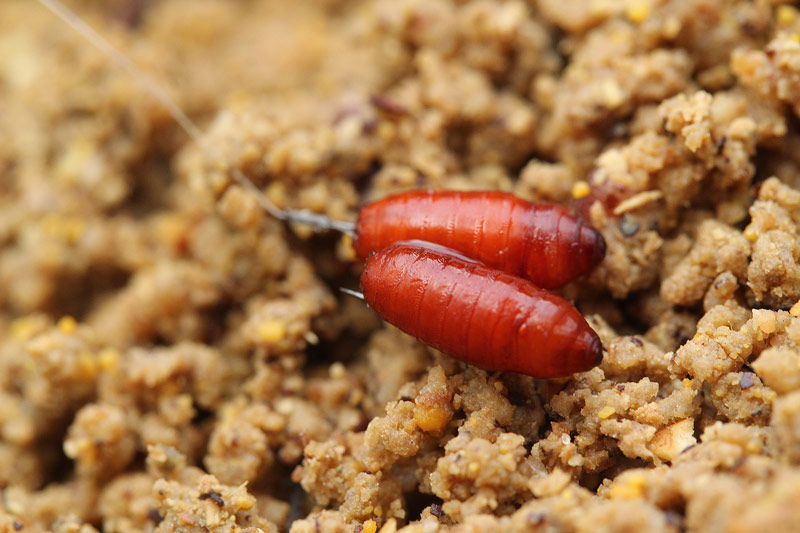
[36,0,356,234]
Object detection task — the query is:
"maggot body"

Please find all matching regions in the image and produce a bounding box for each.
[354,190,606,290]
[360,242,603,378]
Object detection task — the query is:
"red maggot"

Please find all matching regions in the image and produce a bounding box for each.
[354,190,605,290]
[360,242,604,379]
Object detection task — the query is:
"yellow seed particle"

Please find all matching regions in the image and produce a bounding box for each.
[682,378,693,389]
[743,226,758,242]
[778,5,799,25]
[598,406,616,419]
[610,484,640,499]
[235,496,254,510]
[58,316,77,335]
[791,33,800,43]
[374,506,383,518]
[790,300,800,317]
[609,473,646,500]
[493,381,504,392]
[257,320,286,343]
[363,519,378,533]
[414,405,450,433]
[571,181,591,199]
[468,462,480,474]
[626,1,651,23]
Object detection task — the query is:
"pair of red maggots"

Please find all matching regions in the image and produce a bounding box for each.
[344,190,606,379]
[37,0,606,380]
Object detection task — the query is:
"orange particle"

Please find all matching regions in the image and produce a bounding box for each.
[413,404,450,433]
[363,519,378,533]
[571,181,591,199]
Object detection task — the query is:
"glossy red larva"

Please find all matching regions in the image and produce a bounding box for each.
[360,242,603,378]
[354,190,606,290]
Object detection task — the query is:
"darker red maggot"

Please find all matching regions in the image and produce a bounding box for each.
[359,242,604,379]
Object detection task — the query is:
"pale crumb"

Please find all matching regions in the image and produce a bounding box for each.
[612,190,663,215]
[379,518,397,533]
[330,362,346,379]
[753,309,777,335]
[648,419,696,462]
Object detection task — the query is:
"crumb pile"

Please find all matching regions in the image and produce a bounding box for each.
[3,0,800,531]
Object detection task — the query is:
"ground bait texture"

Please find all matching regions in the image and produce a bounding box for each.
[3,0,800,532]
